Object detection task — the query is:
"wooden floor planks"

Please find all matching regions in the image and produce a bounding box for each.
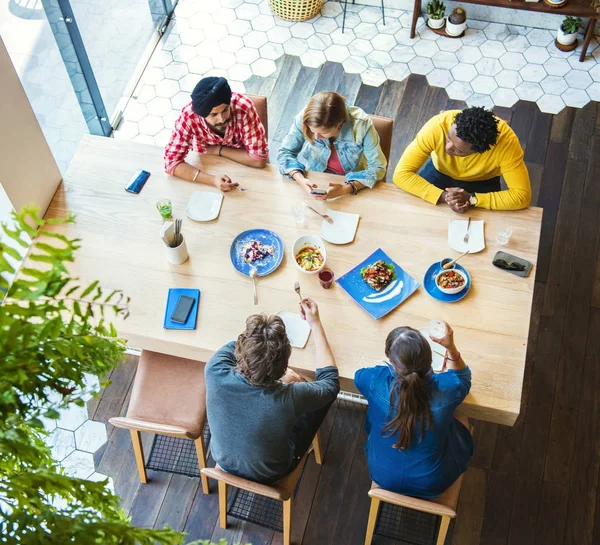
[86,60,600,545]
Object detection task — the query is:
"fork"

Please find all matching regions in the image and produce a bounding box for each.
[463,217,471,244]
[294,281,303,301]
[174,218,182,247]
[235,185,249,192]
[303,203,334,224]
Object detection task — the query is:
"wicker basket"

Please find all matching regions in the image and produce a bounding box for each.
[269,0,324,21]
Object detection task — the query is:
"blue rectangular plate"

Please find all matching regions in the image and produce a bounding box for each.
[164,288,200,330]
[336,248,420,320]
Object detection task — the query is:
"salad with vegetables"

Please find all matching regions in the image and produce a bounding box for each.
[360,260,396,291]
[295,246,324,272]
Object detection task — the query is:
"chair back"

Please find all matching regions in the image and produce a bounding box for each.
[246,94,269,140]
[368,114,393,167]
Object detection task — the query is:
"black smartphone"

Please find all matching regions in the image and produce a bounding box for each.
[170,295,195,324]
[125,170,151,194]
[310,187,327,196]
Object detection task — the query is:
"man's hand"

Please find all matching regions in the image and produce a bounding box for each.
[213,174,237,192]
[326,183,352,199]
[205,145,220,156]
[442,188,471,214]
[299,297,321,329]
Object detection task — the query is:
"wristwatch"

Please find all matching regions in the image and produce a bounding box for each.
[468,193,478,207]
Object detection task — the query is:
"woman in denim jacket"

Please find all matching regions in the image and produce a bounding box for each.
[354,322,473,498]
[277,92,387,200]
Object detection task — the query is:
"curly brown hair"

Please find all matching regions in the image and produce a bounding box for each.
[235,314,291,386]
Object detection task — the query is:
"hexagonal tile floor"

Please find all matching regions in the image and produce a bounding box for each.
[43,373,114,491]
[115,0,600,144]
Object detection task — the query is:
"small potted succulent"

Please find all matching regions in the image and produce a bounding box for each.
[426,0,446,29]
[557,16,582,45]
[446,7,467,36]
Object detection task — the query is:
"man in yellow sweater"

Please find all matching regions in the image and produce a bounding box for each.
[393,107,531,212]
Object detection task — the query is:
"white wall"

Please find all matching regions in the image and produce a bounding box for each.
[0,35,62,218]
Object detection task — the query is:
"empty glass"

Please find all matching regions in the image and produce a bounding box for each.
[428,320,446,339]
[292,203,305,226]
[495,224,513,245]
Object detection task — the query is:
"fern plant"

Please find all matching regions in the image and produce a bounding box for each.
[0,207,184,544]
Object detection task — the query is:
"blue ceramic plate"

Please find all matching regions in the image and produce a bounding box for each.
[423,261,471,303]
[230,229,284,277]
[336,248,420,320]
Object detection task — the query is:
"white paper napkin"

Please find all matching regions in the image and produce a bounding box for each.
[448,219,485,253]
[276,310,311,348]
[320,209,360,244]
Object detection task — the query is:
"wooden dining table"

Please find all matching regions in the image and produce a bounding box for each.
[42,135,542,426]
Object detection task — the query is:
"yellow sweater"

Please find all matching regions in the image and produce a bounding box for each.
[393,110,531,210]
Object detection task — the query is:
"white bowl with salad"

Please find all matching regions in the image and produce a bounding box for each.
[293,235,327,275]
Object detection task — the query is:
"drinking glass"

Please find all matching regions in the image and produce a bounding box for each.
[292,203,305,226]
[495,224,513,245]
[318,268,334,289]
[428,320,446,339]
[156,198,173,220]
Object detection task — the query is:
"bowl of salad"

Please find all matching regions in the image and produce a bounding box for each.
[293,235,327,275]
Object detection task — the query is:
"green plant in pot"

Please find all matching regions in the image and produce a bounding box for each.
[0,207,187,544]
[557,16,582,46]
[446,7,467,36]
[426,0,446,29]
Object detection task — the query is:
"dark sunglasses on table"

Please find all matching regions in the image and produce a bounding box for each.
[493,258,526,272]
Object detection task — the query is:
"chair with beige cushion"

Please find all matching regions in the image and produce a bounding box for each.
[201,432,322,545]
[368,114,393,167]
[109,350,209,494]
[364,416,471,545]
[246,94,269,140]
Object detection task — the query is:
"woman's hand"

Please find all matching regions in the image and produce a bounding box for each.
[326,183,352,199]
[430,320,456,351]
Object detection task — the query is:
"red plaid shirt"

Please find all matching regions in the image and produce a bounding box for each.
[164,92,269,175]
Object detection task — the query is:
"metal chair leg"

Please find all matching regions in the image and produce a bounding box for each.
[381,0,385,25]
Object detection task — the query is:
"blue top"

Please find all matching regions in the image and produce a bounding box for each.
[354,365,473,498]
[277,105,387,188]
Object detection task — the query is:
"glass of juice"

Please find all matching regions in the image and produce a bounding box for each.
[156,198,172,220]
[318,268,334,289]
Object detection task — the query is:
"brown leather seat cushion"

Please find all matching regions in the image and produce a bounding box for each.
[126,350,206,439]
[368,473,463,518]
[202,453,308,501]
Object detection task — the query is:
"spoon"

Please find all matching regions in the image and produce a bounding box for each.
[442,250,470,270]
[250,266,258,305]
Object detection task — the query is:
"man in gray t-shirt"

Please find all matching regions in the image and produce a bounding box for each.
[205,298,339,484]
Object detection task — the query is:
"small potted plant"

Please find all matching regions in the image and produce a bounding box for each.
[446,7,467,36]
[557,16,582,45]
[426,0,446,29]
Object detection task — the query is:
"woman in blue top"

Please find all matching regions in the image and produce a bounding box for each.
[354,322,473,498]
[277,91,387,201]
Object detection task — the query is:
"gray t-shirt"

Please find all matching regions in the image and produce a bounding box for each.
[205,341,340,483]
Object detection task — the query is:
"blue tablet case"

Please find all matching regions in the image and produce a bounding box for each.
[163,288,200,330]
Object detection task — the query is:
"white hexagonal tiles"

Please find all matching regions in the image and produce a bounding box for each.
[42,373,111,487]
[113,0,600,146]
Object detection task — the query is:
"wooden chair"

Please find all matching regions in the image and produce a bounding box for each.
[201,432,323,545]
[364,416,471,545]
[109,350,209,494]
[246,94,269,140]
[368,114,393,166]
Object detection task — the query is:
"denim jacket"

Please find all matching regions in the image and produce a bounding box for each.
[277,106,387,188]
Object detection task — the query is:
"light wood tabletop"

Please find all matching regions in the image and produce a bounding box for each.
[43,135,542,426]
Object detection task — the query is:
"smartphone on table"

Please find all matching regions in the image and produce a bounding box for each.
[125,170,151,194]
[170,295,195,324]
